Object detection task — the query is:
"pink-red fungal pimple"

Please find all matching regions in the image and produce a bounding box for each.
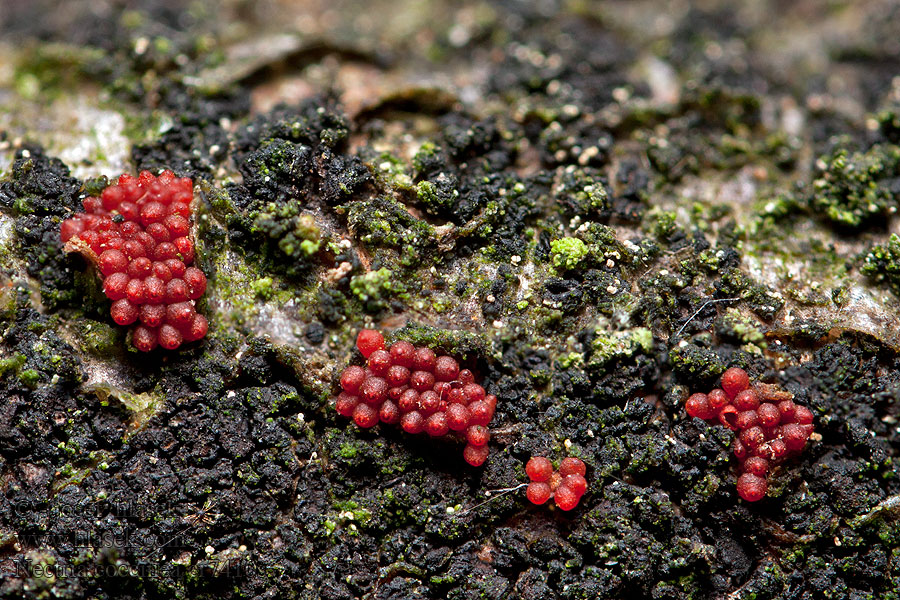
[525,457,553,482]
[59,170,207,351]
[526,482,552,505]
[336,331,496,466]
[721,367,750,399]
[525,456,588,510]
[684,367,815,502]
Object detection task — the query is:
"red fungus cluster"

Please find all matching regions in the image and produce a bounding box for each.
[59,170,208,351]
[686,367,815,502]
[525,456,587,511]
[335,329,497,466]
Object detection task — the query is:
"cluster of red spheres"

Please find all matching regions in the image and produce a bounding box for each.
[335,330,497,466]
[686,367,815,502]
[60,170,208,351]
[525,456,587,511]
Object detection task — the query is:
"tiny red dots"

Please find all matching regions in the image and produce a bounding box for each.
[559,457,586,477]
[413,347,437,371]
[132,325,158,352]
[733,388,760,411]
[563,474,588,497]
[743,456,769,477]
[340,365,366,394]
[356,329,384,358]
[684,367,815,502]
[468,400,493,426]
[183,314,208,343]
[398,388,419,412]
[386,365,410,387]
[379,401,401,425]
[463,383,485,404]
[446,403,470,431]
[401,411,425,434]
[526,482,552,505]
[103,273,129,301]
[367,349,392,376]
[526,456,587,510]
[721,367,750,399]
[685,393,714,420]
[434,355,460,382]
[59,170,207,351]
[336,331,496,466]
[335,393,359,417]
[736,472,767,502]
[158,324,183,350]
[139,303,166,328]
[463,444,489,466]
[98,249,128,276]
[758,403,781,427]
[389,340,415,367]
[110,299,138,325]
[359,377,389,406]
[353,403,379,429]
[424,412,449,437]
[465,425,490,447]
[418,390,440,414]
[553,485,579,511]
[526,457,553,482]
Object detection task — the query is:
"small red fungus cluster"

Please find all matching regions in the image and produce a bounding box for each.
[525,456,587,511]
[60,170,208,351]
[335,329,497,466]
[686,367,815,502]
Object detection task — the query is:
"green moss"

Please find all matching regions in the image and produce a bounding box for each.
[371,152,413,190]
[692,473,723,499]
[647,209,679,241]
[529,368,552,386]
[717,308,767,349]
[412,141,440,173]
[553,168,609,217]
[416,179,459,214]
[251,276,275,300]
[862,234,900,295]
[250,202,321,262]
[431,295,452,313]
[337,442,359,459]
[0,353,27,378]
[810,144,900,228]
[669,342,725,380]
[85,382,164,431]
[350,268,403,311]
[12,196,34,214]
[73,320,119,356]
[18,368,40,388]
[346,196,437,267]
[550,237,589,271]
[390,322,486,358]
[718,268,784,320]
[326,499,373,536]
[558,351,584,369]
[13,42,104,100]
[589,328,653,368]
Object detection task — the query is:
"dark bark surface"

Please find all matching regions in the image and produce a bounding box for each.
[1,1,899,599]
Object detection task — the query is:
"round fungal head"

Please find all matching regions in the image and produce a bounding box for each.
[356,329,385,358]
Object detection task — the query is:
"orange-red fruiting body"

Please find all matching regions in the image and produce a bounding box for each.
[336,331,496,466]
[526,456,587,510]
[684,367,815,502]
[59,170,207,351]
